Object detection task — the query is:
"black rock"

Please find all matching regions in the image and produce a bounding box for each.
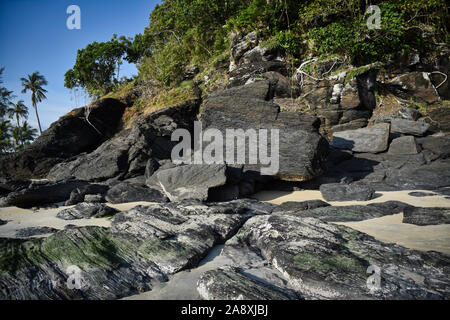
[390,118,430,136]
[200,81,328,182]
[65,184,109,206]
[0,98,126,179]
[57,203,119,220]
[0,179,90,208]
[105,182,168,204]
[15,227,59,238]
[48,100,200,182]
[0,219,6,226]
[403,207,450,226]
[320,183,375,201]
[408,192,437,197]
[272,200,330,214]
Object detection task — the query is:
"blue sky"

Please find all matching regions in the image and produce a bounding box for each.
[0,0,160,131]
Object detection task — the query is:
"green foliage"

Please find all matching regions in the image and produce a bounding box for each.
[21,71,47,134]
[64,35,127,97]
[302,0,448,65]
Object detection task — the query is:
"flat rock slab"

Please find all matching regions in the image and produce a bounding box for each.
[408,192,437,197]
[105,182,168,204]
[0,200,260,299]
[223,214,450,299]
[156,164,228,202]
[272,200,330,214]
[15,227,59,238]
[390,118,430,136]
[403,207,450,226]
[200,81,328,181]
[57,203,119,220]
[288,202,409,222]
[320,183,375,201]
[331,123,390,153]
[197,267,297,300]
[0,179,89,208]
[388,136,420,155]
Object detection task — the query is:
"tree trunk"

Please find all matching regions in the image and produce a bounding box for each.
[16,114,21,146]
[34,104,42,135]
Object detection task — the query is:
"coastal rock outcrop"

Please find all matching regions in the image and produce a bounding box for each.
[0,98,126,179]
[57,203,119,220]
[403,207,450,226]
[200,81,328,182]
[48,99,200,182]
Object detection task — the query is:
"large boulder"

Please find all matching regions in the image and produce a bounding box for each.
[155,164,241,202]
[0,200,259,299]
[105,182,168,204]
[200,81,328,182]
[331,123,390,153]
[48,99,200,182]
[320,183,376,201]
[222,214,450,299]
[390,118,430,136]
[403,207,450,226]
[388,136,420,155]
[0,179,89,208]
[389,72,440,104]
[0,99,126,179]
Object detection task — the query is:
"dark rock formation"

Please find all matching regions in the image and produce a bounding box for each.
[48,99,200,182]
[389,72,440,104]
[200,81,328,182]
[197,267,297,300]
[0,200,259,299]
[0,219,6,226]
[0,179,89,208]
[403,207,450,226]
[331,123,390,153]
[288,202,408,222]
[0,99,126,179]
[57,203,119,220]
[105,182,168,204]
[65,184,109,206]
[15,227,59,238]
[320,183,375,201]
[221,214,450,299]
[388,136,420,155]
[390,118,430,136]
[272,200,330,214]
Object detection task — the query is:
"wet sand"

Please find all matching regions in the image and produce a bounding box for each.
[0,201,156,238]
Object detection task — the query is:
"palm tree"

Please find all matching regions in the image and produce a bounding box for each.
[19,121,38,146]
[21,71,47,134]
[0,119,12,153]
[7,100,28,146]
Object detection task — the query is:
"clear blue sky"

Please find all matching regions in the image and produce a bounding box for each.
[0,0,160,131]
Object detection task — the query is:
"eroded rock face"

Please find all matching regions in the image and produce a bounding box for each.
[0,200,261,299]
[390,72,440,104]
[320,183,375,202]
[0,99,126,179]
[391,118,430,136]
[220,214,450,299]
[331,123,390,153]
[0,179,89,208]
[57,203,119,220]
[200,81,328,182]
[156,164,228,202]
[197,267,297,300]
[403,207,450,226]
[48,100,200,182]
[105,182,168,204]
[388,136,420,155]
